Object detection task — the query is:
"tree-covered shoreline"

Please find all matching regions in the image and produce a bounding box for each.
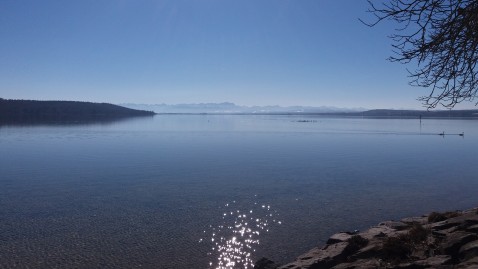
[0,98,155,124]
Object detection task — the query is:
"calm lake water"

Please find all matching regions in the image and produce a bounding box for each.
[1,115,478,268]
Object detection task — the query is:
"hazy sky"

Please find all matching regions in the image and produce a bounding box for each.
[0,0,473,109]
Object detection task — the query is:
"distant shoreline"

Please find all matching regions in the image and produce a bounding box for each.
[121,103,478,118]
[2,98,477,122]
[0,98,155,125]
[153,111,478,119]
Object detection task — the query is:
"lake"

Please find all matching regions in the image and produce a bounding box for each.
[1,114,477,268]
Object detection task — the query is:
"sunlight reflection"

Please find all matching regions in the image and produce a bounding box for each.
[200,200,281,269]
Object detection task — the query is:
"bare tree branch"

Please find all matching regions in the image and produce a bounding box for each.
[362,0,478,109]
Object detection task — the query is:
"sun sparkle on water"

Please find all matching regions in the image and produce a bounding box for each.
[200,200,281,269]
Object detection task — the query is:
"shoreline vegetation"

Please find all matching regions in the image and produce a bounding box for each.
[0,98,155,125]
[255,207,478,269]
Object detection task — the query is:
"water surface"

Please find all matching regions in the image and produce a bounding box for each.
[1,115,477,268]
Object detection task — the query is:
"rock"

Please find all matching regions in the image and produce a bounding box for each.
[393,261,423,268]
[459,240,478,261]
[327,233,353,244]
[401,216,428,225]
[461,208,478,215]
[432,213,478,231]
[358,225,399,241]
[432,220,461,231]
[350,244,381,260]
[378,221,409,231]
[254,257,279,269]
[277,264,300,269]
[413,255,452,267]
[278,242,349,269]
[441,231,478,257]
[466,224,478,234]
[273,208,478,269]
[432,226,459,238]
[454,256,478,268]
[330,259,381,269]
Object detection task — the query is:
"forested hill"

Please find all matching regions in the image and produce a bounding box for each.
[0,98,155,123]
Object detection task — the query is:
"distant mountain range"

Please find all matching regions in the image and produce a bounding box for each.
[120,102,478,118]
[120,102,365,114]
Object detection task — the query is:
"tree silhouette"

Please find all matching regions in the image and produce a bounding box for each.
[362,0,478,109]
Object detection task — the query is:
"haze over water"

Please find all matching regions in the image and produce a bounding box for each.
[1,115,477,268]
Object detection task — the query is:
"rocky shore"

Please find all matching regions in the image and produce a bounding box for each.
[255,208,478,269]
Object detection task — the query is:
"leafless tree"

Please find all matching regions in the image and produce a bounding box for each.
[362,0,478,109]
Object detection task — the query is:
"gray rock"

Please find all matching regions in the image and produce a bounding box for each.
[331,259,381,269]
[254,257,279,269]
[432,213,478,231]
[350,244,381,260]
[441,231,478,257]
[466,224,478,234]
[432,226,460,238]
[327,233,353,245]
[275,208,478,269]
[379,221,409,231]
[432,220,461,231]
[401,216,428,225]
[413,255,452,267]
[358,226,399,241]
[395,261,452,269]
[393,261,424,268]
[277,265,300,269]
[459,240,478,261]
[462,208,478,215]
[278,242,349,269]
[454,256,478,268]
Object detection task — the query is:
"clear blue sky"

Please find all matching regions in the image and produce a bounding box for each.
[0,0,472,109]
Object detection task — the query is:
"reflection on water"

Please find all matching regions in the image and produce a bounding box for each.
[0,114,154,128]
[1,115,478,268]
[201,200,281,269]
